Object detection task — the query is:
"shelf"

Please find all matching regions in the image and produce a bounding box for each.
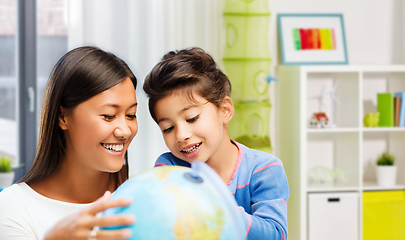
[306,127,405,133]
[307,128,359,133]
[307,184,359,193]
[362,182,405,191]
[278,65,405,240]
[362,127,405,132]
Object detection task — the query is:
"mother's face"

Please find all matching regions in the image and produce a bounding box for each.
[59,77,138,173]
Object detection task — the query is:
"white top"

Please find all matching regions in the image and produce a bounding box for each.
[0,183,92,240]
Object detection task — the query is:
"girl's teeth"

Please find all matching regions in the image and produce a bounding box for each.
[182,143,201,153]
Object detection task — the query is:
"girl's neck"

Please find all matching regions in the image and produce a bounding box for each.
[206,134,239,184]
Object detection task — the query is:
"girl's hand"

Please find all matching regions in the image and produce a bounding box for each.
[44,191,135,240]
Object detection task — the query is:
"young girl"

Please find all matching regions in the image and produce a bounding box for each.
[0,46,138,240]
[143,47,289,240]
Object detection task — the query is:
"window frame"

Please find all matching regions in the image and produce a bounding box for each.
[14,0,37,181]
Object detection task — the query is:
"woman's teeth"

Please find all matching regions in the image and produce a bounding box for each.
[181,143,201,153]
[102,143,124,152]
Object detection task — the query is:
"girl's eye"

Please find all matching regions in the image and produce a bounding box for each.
[187,115,199,123]
[102,115,115,120]
[126,114,137,119]
[163,126,174,134]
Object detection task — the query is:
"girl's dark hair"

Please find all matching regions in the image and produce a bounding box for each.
[18,46,137,188]
[143,47,231,122]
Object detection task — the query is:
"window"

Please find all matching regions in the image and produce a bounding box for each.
[0,0,68,180]
[0,0,18,166]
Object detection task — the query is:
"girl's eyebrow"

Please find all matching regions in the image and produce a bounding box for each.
[157,118,168,124]
[157,104,197,124]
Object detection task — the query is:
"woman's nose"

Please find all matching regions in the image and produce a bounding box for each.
[114,119,132,140]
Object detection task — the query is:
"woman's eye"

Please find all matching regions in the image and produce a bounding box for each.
[187,115,199,123]
[163,126,174,133]
[102,115,115,120]
[126,114,137,119]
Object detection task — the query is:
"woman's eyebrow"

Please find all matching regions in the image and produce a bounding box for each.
[100,102,138,108]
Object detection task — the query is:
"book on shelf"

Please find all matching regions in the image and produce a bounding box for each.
[377,93,394,127]
[394,92,405,127]
[394,97,401,126]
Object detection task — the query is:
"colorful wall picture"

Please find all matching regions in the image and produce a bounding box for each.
[278,14,348,65]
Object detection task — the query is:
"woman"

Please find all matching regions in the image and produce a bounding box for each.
[0,46,138,240]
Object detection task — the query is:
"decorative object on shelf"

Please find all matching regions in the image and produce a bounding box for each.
[375,152,396,186]
[377,93,394,127]
[277,13,348,65]
[308,166,347,186]
[0,155,14,188]
[309,112,329,128]
[394,92,405,127]
[363,112,380,127]
[310,81,340,128]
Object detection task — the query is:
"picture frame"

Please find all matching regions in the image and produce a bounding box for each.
[278,13,348,65]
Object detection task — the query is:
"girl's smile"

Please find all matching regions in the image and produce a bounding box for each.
[180,142,202,158]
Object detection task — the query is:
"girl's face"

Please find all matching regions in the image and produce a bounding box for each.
[154,91,232,164]
[59,77,138,173]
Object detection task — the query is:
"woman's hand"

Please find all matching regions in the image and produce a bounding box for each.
[44,191,135,240]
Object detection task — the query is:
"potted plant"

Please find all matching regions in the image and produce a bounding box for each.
[0,155,15,188]
[375,152,396,186]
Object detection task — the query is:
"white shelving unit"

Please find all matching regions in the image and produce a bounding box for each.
[277,65,405,240]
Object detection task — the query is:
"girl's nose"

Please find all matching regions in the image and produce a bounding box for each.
[176,126,191,143]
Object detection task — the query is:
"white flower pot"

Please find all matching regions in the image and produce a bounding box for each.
[0,172,15,187]
[376,166,397,186]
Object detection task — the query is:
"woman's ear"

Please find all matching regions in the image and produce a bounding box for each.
[221,96,234,125]
[58,107,68,130]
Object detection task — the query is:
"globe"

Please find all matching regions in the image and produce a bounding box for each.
[102,161,246,240]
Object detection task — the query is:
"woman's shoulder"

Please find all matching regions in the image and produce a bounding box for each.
[0,182,30,203]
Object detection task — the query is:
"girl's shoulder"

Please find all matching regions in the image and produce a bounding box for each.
[155,152,191,167]
[235,142,282,165]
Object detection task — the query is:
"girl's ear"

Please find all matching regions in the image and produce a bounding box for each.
[221,96,234,125]
[58,106,68,130]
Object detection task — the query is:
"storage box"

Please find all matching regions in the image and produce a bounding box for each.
[363,190,405,240]
[228,102,272,152]
[223,59,271,103]
[308,192,358,240]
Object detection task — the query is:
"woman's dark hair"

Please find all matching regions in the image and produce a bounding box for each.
[143,47,231,122]
[18,46,137,188]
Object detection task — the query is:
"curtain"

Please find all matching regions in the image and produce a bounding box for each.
[67,0,222,176]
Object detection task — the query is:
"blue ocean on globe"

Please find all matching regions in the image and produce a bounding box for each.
[102,161,246,240]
